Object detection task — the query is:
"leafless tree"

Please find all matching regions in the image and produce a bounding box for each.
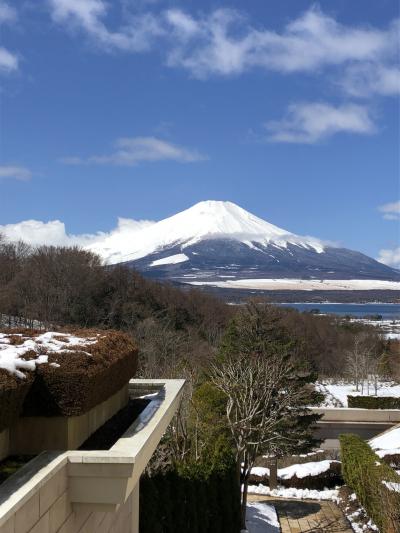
[346,332,381,395]
[210,351,314,530]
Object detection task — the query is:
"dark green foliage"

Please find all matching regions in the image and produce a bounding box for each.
[340,434,400,532]
[218,302,322,456]
[139,456,241,533]
[347,395,400,409]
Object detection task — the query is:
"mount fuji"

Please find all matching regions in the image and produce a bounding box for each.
[88,201,400,292]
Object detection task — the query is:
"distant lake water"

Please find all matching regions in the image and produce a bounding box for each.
[277,303,400,319]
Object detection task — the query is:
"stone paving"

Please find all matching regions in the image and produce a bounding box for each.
[247,495,353,533]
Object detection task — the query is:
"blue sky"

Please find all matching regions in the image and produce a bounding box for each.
[0,0,399,266]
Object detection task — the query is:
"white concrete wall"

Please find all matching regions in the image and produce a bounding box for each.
[0,465,139,533]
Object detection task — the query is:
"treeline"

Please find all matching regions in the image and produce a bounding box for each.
[0,234,394,379]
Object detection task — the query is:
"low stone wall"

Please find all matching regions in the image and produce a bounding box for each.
[313,407,400,423]
[312,407,400,451]
[0,460,138,533]
[0,380,185,533]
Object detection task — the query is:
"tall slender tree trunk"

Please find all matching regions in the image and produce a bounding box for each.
[241,477,249,531]
[240,454,249,531]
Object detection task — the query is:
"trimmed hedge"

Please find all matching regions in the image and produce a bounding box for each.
[340,434,400,533]
[139,460,241,533]
[347,395,400,409]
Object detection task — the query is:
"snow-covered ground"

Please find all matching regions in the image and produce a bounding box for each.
[317,381,400,407]
[188,278,400,291]
[250,460,339,481]
[248,485,339,501]
[0,331,98,378]
[349,318,400,340]
[245,502,280,533]
[337,491,379,533]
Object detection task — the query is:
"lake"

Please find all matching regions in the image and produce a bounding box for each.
[277,303,400,319]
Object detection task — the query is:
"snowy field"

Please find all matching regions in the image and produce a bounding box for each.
[349,318,400,340]
[188,278,400,291]
[245,502,280,533]
[317,381,400,408]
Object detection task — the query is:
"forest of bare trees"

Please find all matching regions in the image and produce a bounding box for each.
[0,233,396,382]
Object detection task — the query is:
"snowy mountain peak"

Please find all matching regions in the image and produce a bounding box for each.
[88,200,325,264]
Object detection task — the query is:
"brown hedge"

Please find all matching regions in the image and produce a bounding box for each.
[0,370,34,432]
[22,330,138,417]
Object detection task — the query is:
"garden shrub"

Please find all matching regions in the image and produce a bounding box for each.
[347,395,400,409]
[340,434,400,533]
[139,455,241,533]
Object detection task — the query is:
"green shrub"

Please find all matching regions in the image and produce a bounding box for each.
[340,434,400,532]
[347,395,400,409]
[139,456,241,533]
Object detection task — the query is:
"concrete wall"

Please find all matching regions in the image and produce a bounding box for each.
[313,407,400,450]
[0,380,185,533]
[0,465,139,533]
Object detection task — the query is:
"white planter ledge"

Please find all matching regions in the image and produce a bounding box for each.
[0,379,185,528]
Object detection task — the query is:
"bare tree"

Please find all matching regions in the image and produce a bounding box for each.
[210,350,318,531]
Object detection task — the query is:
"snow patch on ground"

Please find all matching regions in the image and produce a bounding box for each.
[150,253,189,266]
[244,502,280,533]
[382,480,400,493]
[250,460,339,480]
[336,491,379,533]
[247,485,338,501]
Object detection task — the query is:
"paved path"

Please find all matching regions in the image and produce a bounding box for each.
[247,495,352,533]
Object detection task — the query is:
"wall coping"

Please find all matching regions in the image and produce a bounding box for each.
[312,407,400,423]
[0,378,185,525]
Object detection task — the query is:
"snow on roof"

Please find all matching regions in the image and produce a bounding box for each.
[0,332,98,379]
[369,426,400,456]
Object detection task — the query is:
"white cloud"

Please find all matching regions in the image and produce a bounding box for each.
[377,247,400,269]
[0,217,154,251]
[164,6,398,82]
[0,47,18,72]
[378,201,400,220]
[342,63,400,97]
[48,0,164,52]
[0,1,18,73]
[61,136,206,166]
[47,3,399,101]
[0,166,32,181]
[264,102,375,143]
[0,0,16,24]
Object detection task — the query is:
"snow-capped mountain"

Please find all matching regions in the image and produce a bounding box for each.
[88,201,400,288]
